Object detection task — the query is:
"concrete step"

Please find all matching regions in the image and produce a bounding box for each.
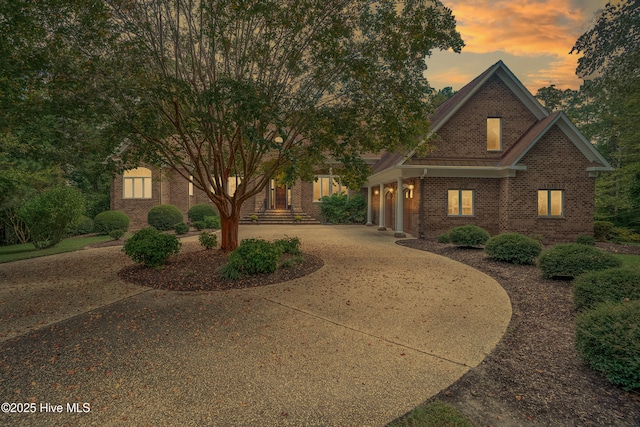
[240,210,321,225]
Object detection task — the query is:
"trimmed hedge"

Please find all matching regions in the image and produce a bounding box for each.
[188,204,217,223]
[204,215,221,229]
[94,210,130,235]
[147,204,183,231]
[538,244,622,279]
[437,233,451,244]
[122,227,181,268]
[174,222,190,235]
[484,233,542,265]
[575,301,640,390]
[573,268,640,312]
[449,225,490,247]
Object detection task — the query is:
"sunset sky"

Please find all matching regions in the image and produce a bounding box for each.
[424,0,610,93]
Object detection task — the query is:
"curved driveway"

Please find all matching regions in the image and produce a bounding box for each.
[0,225,511,426]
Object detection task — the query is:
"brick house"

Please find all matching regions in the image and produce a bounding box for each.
[111,60,611,240]
[110,158,379,230]
[363,60,612,241]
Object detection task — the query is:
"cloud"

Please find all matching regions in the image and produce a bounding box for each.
[447,0,589,56]
[426,0,610,90]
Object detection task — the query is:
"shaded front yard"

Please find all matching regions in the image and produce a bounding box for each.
[396,239,640,426]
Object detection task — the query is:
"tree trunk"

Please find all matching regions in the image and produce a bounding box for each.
[220,212,240,252]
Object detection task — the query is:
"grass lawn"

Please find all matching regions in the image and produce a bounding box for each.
[388,401,478,427]
[0,235,112,264]
[615,254,640,269]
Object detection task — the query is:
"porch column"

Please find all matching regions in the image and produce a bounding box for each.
[378,183,386,231]
[395,177,406,238]
[366,186,373,226]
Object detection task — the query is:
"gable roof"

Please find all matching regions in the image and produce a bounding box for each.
[429,60,549,135]
[499,111,608,168]
[366,61,612,185]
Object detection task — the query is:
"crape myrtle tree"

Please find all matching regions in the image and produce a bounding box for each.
[99,0,464,250]
[571,0,640,227]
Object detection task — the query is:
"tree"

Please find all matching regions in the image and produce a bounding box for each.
[571,0,640,228]
[19,186,86,249]
[0,0,120,234]
[91,0,463,251]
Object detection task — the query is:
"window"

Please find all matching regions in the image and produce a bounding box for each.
[448,190,474,216]
[123,167,152,199]
[487,118,502,151]
[207,176,242,196]
[313,175,347,202]
[189,175,194,196]
[227,176,242,196]
[538,190,563,217]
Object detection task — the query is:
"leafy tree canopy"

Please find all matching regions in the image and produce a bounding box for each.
[88,0,463,249]
[570,0,640,228]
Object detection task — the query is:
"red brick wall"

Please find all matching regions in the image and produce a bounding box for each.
[419,177,501,238]
[110,166,162,230]
[501,125,595,242]
[417,75,538,160]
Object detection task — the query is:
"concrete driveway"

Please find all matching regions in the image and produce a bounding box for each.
[0,225,511,426]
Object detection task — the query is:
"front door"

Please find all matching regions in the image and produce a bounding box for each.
[270,179,290,209]
[275,185,287,209]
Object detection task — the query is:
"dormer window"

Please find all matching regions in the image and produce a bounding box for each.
[487,118,502,151]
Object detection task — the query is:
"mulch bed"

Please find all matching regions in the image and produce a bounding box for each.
[397,239,640,426]
[118,249,324,292]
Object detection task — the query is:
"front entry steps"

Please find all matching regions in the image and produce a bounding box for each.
[240,210,321,225]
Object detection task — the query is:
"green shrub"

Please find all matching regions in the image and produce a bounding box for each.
[219,262,242,280]
[174,222,190,235]
[109,229,125,240]
[449,225,490,247]
[594,221,615,241]
[609,227,640,244]
[68,215,94,236]
[192,220,206,231]
[199,231,218,250]
[576,235,596,245]
[122,227,181,268]
[204,215,221,229]
[484,233,542,265]
[538,243,622,279]
[573,268,640,312]
[529,233,545,244]
[274,236,301,255]
[188,204,217,223]
[320,193,366,224]
[279,255,305,268]
[575,301,640,390]
[19,186,85,249]
[147,204,183,231]
[437,233,450,244]
[227,238,280,275]
[93,210,130,235]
